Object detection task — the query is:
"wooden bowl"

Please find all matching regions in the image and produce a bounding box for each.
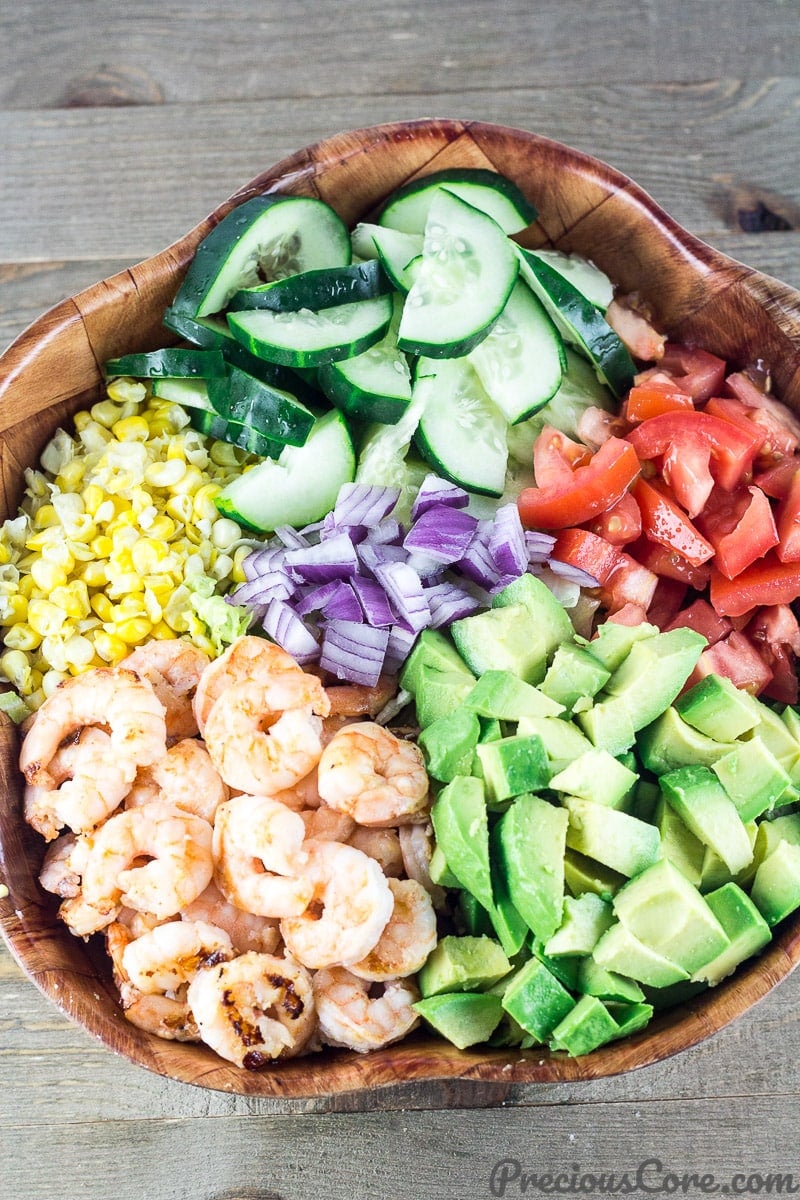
[2,118,800,1100]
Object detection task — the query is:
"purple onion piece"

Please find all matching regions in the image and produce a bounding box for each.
[423,580,482,628]
[524,529,558,563]
[331,482,401,529]
[241,544,284,581]
[357,541,408,576]
[372,560,431,634]
[548,559,601,588]
[455,522,502,590]
[262,598,320,664]
[384,623,419,673]
[319,620,390,687]
[366,518,404,546]
[273,525,310,550]
[488,503,528,579]
[319,580,363,623]
[283,531,359,583]
[351,575,395,628]
[230,570,296,606]
[403,503,479,565]
[294,578,342,616]
[411,474,470,520]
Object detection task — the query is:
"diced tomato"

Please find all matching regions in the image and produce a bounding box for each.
[754,457,799,500]
[624,381,694,423]
[606,602,651,626]
[665,597,732,645]
[776,469,800,562]
[658,343,726,401]
[628,536,713,589]
[706,394,794,467]
[646,577,688,629]
[626,410,763,491]
[693,485,778,580]
[686,631,773,696]
[605,298,666,362]
[709,552,800,617]
[761,643,798,704]
[599,552,659,614]
[725,371,800,458]
[517,437,641,530]
[551,527,624,586]
[746,605,800,705]
[660,438,713,518]
[633,477,715,567]
[588,491,642,545]
[575,406,631,450]
[532,425,592,488]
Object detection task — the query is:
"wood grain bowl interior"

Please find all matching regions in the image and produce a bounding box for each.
[2,118,800,1098]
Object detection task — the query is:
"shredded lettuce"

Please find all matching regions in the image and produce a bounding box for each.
[185,574,251,654]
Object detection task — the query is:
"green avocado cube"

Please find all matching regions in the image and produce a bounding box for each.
[753,812,800,871]
[500,957,576,1042]
[549,748,638,810]
[549,994,620,1055]
[418,707,481,782]
[451,604,550,684]
[563,848,626,899]
[655,797,705,887]
[637,706,737,776]
[464,669,565,720]
[400,628,472,693]
[602,629,706,730]
[583,621,660,672]
[540,643,611,712]
[676,673,760,741]
[544,892,614,957]
[457,890,496,939]
[414,664,477,729]
[413,992,504,1049]
[475,734,550,804]
[739,695,800,782]
[418,935,511,997]
[516,716,593,773]
[632,779,661,824]
[487,823,532,958]
[750,840,800,926]
[692,882,771,984]
[605,1001,654,1040]
[660,764,754,875]
[564,797,662,878]
[430,776,493,911]
[592,923,690,988]
[699,820,758,892]
[495,793,568,942]
[491,571,573,654]
[530,938,582,991]
[576,697,637,757]
[711,737,792,822]
[428,844,461,889]
[579,958,645,1004]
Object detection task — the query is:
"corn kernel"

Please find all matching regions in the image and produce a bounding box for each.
[144,513,177,541]
[105,572,143,599]
[73,411,92,432]
[3,622,41,651]
[131,537,168,576]
[94,630,127,662]
[62,634,95,670]
[231,545,251,584]
[90,592,114,622]
[117,594,147,619]
[29,599,68,637]
[0,649,31,690]
[145,459,186,489]
[192,483,221,522]
[91,399,123,428]
[210,553,234,581]
[115,616,153,644]
[50,581,91,621]
[143,588,163,624]
[20,667,43,697]
[32,504,59,530]
[168,464,205,496]
[42,669,68,697]
[166,440,187,463]
[112,415,150,443]
[94,498,117,524]
[210,441,242,468]
[165,494,194,524]
[82,484,106,516]
[0,594,28,625]
[90,534,113,559]
[17,574,35,600]
[55,460,86,491]
[212,518,242,551]
[80,561,108,588]
[106,379,146,405]
[30,559,69,593]
[150,619,177,640]
[142,572,174,597]
[0,544,11,567]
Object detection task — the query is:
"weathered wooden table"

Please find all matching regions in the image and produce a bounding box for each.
[2,3,800,1197]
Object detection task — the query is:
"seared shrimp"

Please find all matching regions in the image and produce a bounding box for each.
[80,802,213,925]
[213,794,312,918]
[348,827,404,877]
[182,881,281,955]
[187,950,316,1068]
[121,919,233,995]
[317,722,429,827]
[348,878,437,981]
[123,638,210,743]
[313,967,420,1053]
[38,832,87,898]
[279,839,394,970]
[325,675,397,719]
[125,738,228,824]
[299,806,356,844]
[193,635,303,734]
[106,921,199,1041]
[203,673,330,795]
[24,726,137,841]
[399,821,447,910]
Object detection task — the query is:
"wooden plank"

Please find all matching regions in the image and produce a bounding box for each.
[2,79,799,263]
[2,0,798,109]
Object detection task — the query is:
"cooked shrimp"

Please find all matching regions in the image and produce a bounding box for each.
[193,635,304,733]
[106,921,199,1041]
[182,881,281,955]
[24,726,137,841]
[213,794,312,918]
[348,827,404,877]
[268,765,323,812]
[325,675,397,719]
[80,802,213,924]
[117,906,168,939]
[299,806,356,844]
[399,821,447,911]
[38,832,86,898]
[125,738,228,824]
[348,878,437,981]
[203,672,330,795]
[121,919,233,994]
[123,638,210,743]
[317,722,429,827]
[279,839,394,970]
[187,950,316,1068]
[313,967,420,1053]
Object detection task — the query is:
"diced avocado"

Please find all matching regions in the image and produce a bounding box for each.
[576,697,637,756]
[632,778,661,824]
[563,797,662,878]
[479,716,504,742]
[605,1001,654,1040]
[753,812,800,871]
[530,938,582,991]
[579,957,646,1004]
[430,776,493,911]
[584,620,660,672]
[699,820,758,892]
[451,604,550,684]
[428,843,461,889]
[544,892,614,957]
[692,882,772,984]
[739,695,800,782]
[563,848,626,899]
[655,796,705,887]
[641,977,708,1010]
[418,707,481,782]
[637,706,737,776]
[711,737,791,822]
[549,993,620,1055]
[676,673,760,741]
[418,934,511,997]
[457,890,496,938]
[540,643,611,712]
[750,840,800,926]
[414,664,477,728]
[780,704,800,750]
[475,734,550,805]
[495,793,568,942]
[400,628,472,693]
[611,858,730,975]
[487,823,532,958]
[464,670,565,720]
[660,765,753,875]
[492,572,573,655]
[592,923,690,988]
[500,957,576,1042]
[549,748,638,810]
[413,992,504,1049]
[601,627,706,731]
[516,715,593,773]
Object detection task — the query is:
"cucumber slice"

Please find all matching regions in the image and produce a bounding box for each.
[105,348,227,379]
[414,357,508,496]
[467,280,566,424]
[151,377,215,410]
[318,294,412,425]
[227,294,393,368]
[397,190,519,359]
[350,223,423,293]
[506,348,615,466]
[527,250,614,311]
[171,195,351,319]
[215,409,356,531]
[379,167,537,236]
[206,366,316,447]
[163,306,231,349]
[229,259,392,312]
[188,407,283,459]
[516,248,635,398]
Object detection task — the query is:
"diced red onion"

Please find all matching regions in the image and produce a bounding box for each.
[548,559,601,588]
[488,503,527,578]
[373,560,431,633]
[273,525,310,550]
[357,541,408,575]
[262,598,320,664]
[525,529,558,564]
[351,575,395,627]
[319,620,390,687]
[403,504,478,565]
[230,570,295,605]
[295,579,342,616]
[456,523,502,590]
[423,580,482,627]
[411,474,469,520]
[320,581,363,623]
[384,623,419,673]
[366,518,404,546]
[284,532,359,583]
[242,545,284,580]
[331,483,401,528]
